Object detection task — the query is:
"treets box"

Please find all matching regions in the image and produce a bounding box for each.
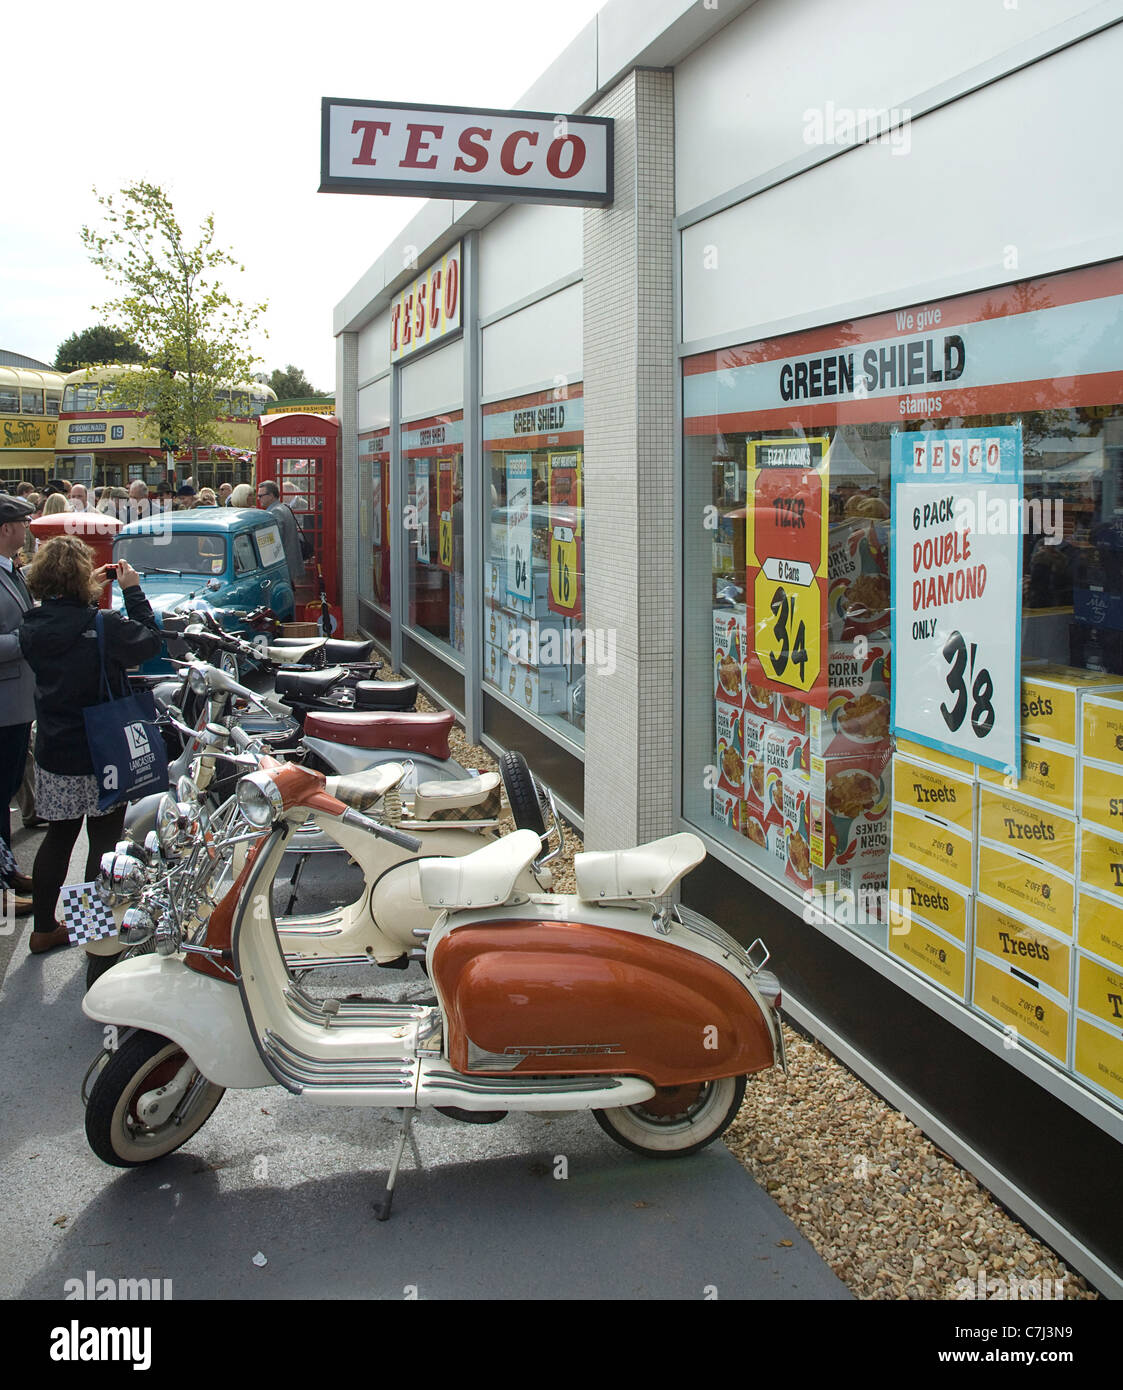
[1020,665,1123,746]
[892,755,976,835]
[889,915,967,1001]
[1078,824,1123,906]
[974,898,1071,1001]
[809,747,892,870]
[1075,950,1123,1033]
[972,951,1070,1065]
[1077,890,1123,972]
[713,607,747,709]
[1082,692,1123,765]
[894,737,976,778]
[888,855,972,945]
[1073,1014,1123,1107]
[976,841,1074,939]
[978,786,1077,878]
[891,803,974,891]
[1079,758,1123,841]
[976,735,1078,816]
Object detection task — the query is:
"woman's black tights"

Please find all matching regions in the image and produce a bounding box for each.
[32,808,126,934]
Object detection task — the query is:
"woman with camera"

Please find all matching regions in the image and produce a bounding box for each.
[17,538,162,954]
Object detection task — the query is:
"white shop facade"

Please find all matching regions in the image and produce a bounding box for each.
[332,0,1123,1292]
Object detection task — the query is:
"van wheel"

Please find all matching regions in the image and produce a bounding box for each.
[499,751,548,841]
[594,1075,747,1158]
[85,1030,225,1167]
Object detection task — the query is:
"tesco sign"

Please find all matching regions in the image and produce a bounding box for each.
[320,98,613,206]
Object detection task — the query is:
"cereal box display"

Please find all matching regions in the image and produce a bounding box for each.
[827,515,890,640]
[713,786,740,831]
[741,794,785,865]
[715,702,744,797]
[810,640,892,758]
[713,607,747,708]
[764,721,809,776]
[774,691,808,735]
[783,770,814,893]
[744,680,776,721]
[808,746,893,871]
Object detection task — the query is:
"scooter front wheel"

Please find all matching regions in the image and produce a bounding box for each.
[594,1075,746,1158]
[85,1029,225,1167]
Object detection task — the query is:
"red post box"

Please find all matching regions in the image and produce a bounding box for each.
[29,512,123,609]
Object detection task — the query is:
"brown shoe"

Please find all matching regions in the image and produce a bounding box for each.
[29,923,69,954]
[2,890,33,917]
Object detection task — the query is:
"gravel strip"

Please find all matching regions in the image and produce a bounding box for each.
[398,671,1101,1300]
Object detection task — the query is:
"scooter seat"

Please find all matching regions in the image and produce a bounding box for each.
[575,833,706,903]
[325,764,406,811]
[412,772,501,822]
[323,637,376,663]
[303,710,455,759]
[419,829,542,909]
[268,637,328,664]
[355,679,418,711]
[275,665,347,699]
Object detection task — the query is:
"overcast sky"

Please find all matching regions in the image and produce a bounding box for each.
[2,0,606,392]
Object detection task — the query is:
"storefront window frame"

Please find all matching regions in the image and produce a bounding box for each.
[672,258,1123,1147]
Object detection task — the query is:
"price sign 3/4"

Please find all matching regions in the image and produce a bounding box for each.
[745,436,830,706]
[890,425,1022,775]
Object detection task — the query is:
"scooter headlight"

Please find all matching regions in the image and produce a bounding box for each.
[153,916,182,956]
[176,774,200,805]
[237,771,284,827]
[120,905,157,946]
[97,852,147,905]
[187,664,209,696]
[156,792,182,852]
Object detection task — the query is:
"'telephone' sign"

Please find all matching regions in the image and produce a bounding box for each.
[320,98,613,206]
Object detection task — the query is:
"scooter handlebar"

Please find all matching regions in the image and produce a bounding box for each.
[340,808,422,853]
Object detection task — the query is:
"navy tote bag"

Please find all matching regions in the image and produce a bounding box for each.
[83,610,169,812]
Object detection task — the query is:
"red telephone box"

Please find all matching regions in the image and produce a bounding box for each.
[256,413,341,632]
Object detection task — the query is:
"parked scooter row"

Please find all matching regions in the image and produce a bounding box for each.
[81,741,785,1216]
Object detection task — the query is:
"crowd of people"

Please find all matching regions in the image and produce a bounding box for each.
[9,475,248,522]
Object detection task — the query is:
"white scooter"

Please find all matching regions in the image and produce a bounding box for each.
[81,758,784,1217]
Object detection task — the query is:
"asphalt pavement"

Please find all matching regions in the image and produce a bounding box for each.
[0,822,850,1302]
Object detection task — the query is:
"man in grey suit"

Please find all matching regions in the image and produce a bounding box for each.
[0,493,36,914]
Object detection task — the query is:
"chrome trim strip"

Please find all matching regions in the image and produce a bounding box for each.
[284,953,377,970]
[421,1068,628,1096]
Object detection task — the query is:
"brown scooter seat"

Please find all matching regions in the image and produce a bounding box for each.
[303,709,455,759]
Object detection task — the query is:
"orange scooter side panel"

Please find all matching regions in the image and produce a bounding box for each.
[432,920,774,1086]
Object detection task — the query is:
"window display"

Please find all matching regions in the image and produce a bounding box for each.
[401,412,463,654]
[684,259,1123,1111]
[482,386,585,742]
[360,427,391,611]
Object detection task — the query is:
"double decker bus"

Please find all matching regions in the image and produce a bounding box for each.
[0,366,65,490]
[54,365,276,491]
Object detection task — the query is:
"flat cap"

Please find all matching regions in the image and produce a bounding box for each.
[0,492,34,525]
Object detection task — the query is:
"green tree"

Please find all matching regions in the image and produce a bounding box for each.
[268,364,327,400]
[81,181,267,468]
[54,324,145,372]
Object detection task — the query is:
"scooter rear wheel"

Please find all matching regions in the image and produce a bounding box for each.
[594,1075,746,1158]
[85,1029,225,1167]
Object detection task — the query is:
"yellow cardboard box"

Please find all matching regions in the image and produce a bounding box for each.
[892,755,976,834]
[978,787,1077,877]
[894,737,977,779]
[889,916,967,1000]
[1080,758,1123,841]
[976,735,1078,815]
[973,898,1071,998]
[972,951,1070,1064]
[1075,950,1123,1032]
[1077,890,1123,973]
[1020,665,1123,746]
[888,855,971,944]
[1073,1013,1123,1105]
[1082,692,1123,766]
[977,841,1074,938]
[1079,825,1123,905]
[890,804,974,891]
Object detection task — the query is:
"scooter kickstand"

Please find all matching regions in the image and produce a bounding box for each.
[373,1110,419,1222]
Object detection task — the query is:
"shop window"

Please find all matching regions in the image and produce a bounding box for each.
[483,386,585,744]
[402,411,464,655]
[683,260,1123,1111]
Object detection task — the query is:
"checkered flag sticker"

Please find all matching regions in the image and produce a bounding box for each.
[0,840,16,882]
[61,881,117,946]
